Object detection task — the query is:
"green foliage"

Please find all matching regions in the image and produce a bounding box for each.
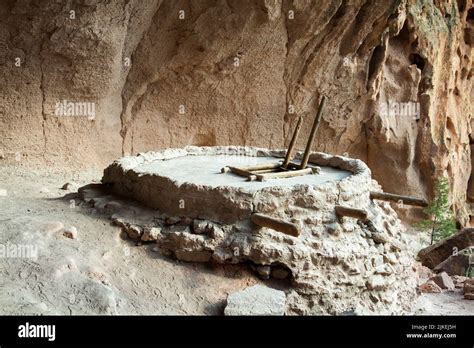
[466,265,474,278]
[417,177,457,244]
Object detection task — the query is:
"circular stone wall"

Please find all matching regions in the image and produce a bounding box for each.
[101,146,418,315]
[102,146,371,225]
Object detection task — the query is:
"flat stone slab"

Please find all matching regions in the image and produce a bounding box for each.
[135,155,351,190]
[224,285,286,315]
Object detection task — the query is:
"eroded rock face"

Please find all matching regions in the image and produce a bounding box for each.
[94,146,420,314]
[0,0,472,225]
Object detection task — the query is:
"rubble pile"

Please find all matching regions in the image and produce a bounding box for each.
[417,229,473,300]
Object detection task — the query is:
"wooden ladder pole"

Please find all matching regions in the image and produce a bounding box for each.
[282,116,304,169]
[256,168,314,181]
[299,96,326,169]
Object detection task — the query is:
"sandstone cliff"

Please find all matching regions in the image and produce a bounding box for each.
[0,0,472,225]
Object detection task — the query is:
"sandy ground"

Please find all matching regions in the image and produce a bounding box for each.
[0,164,269,315]
[0,163,472,315]
[413,291,474,315]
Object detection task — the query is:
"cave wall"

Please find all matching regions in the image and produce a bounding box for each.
[0,0,472,225]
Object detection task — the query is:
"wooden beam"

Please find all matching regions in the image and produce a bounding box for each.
[282,116,303,169]
[300,96,326,169]
[251,213,299,237]
[335,205,368,220]
[251,168,282,174]
[221,162,281,175]
[238,162,282,171]
[256,168,313,181]
[227,166,253,177]
[370,191,428,207]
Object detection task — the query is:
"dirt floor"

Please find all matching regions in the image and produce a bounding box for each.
[0,163,472,315]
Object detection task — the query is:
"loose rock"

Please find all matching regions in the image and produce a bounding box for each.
[123,224,142,240]
[452,275,468,288]
[418,280,442,294]
[463,279,474,300]
[414,263,433,281]
[141,226,162,242]
[430,272,455,291]
[434,254,470,276]
[418,229,474,269]
[63,226,78,239]
[224,285,286,315]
